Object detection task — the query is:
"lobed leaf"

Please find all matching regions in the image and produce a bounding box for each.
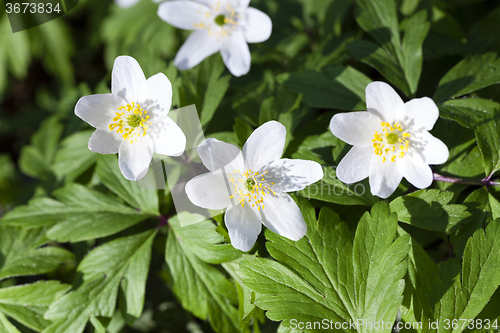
[0,281,70,332]
[166,215,241,333]
[43,230,156,333]
[96,155,160,216]
[0,226,74,280]
[433,52,500,102]
[241,199,409,332]
[475,118,500,177]
[2,183,153,242]
[389,189,471,232]
[284,65,371,111]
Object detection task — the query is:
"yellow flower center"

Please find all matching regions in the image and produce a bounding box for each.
[193,1,240,39]
[372,122,411,163]
[229,169,276,211]
[108,102,150,144]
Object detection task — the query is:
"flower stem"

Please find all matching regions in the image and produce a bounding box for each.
[156,215,170,230]
[433,173,500,187]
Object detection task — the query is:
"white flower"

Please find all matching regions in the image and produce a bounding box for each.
[185,121,323,251]
[75,56,186,181]
[157,0,272,76]
[114,0,164,9]
[329,81,449,199]
[114,0,140,9]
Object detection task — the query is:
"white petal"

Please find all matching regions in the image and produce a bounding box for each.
[404,97,439,131]
[225,204,262,251]
[118,137,154,181]
[236,0,251,11]
[242,121,285,172]
[369,157,403,199]
[243,7,272,43]
[329,111,382,147]
[174,30,222,70]
[397,154,433,189]
[88,130,122,154]
[196,0,218,7]
[115,0,139,8]
[149,117,186,157]
[366,81,405,122]
[75,94,125,130]
[185,170,231,210]
[111,56,148,103]
[198,138,243,172]
[157,1,207,30]
[336,146,373,183]
[220,32,251,77]
[264,159,323,192]
[260,193,307,241]
[418,131,449,165]
[146,73,172,120]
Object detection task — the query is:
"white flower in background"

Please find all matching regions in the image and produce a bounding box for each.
[329,81,449,199]
[115,0,164,9]
[114,0,140,8]
[185,121,323,251]
[157,0,272,76]
[75,56,186,181]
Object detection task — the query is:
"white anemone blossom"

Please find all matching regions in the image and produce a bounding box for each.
[114,0,140,9]
[114,0,163,10]
[157,0,272,76]
[185,121,323,251]
[75,55,186,181]
[330,81,449,199]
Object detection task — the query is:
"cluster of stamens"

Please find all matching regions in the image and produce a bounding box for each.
[108,102,150,144]
[228,169,276,211]
[372,122,411,163]
[193,1,241,40]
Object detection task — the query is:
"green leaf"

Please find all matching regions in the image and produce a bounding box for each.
[52,130,98,182]
[433,121,483,191]
[101,0,179,76]
[32,20,74,84]
[347,40,410,96]
[450,188,490,257]
[433,52,500,102]
[284,65,371,110]
[0,226,74,280]
[419,221,500,333]
[475,118,500,177]
[402,10,430,95]
[439,98,500,128]
[96,155,160,216]
[168,213,242,264]
[18,116,63,180]
[166,215,240,333]
[0,281,70,332]
[290,132,338,165]
[222,256,257,323]
[90,317,106,333]
[44,230,156,333]
[354,0,401,57]
[197,57,231,127]
[299,167,379,206]
[241,200,409,332]
[390,189,471,232]
[0,17,31,94]
[2,184,152,242]
[233,118,254,147]
[0,311,20,333]
[397,226,438,325]
[351,0,429,96]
